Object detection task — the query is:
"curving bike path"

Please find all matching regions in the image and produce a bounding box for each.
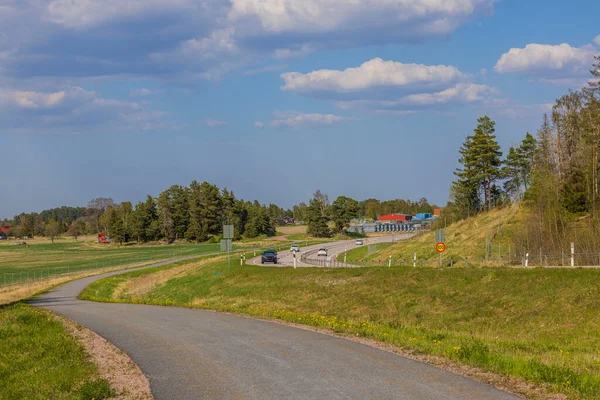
[30,253,521,400]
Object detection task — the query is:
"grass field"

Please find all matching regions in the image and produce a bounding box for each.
[336,242,394,263]
[0,303,114,400]
[82,258,600,399]
[359,204,528,266]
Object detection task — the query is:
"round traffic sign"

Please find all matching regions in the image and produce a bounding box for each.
[436,242,446,253]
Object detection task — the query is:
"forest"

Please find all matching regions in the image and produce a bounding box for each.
[2,185,436,243]
[446,55,600,255]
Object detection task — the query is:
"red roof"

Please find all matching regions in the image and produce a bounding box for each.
[378,214,411,222]
[434,208,442,215]
[0,225,10,233]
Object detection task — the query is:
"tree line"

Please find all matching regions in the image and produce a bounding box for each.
[3,186,437,243]
[3,183,288,244]
[446,55,600,254]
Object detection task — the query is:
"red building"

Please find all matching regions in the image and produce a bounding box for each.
[434,208,442,216]
[378,214,412,223]
[0,225,10,234]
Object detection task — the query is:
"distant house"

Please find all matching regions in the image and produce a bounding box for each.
[0,225,10,234]
[282,217,295,225]
[378,214,412,224]
[434,208,442,216]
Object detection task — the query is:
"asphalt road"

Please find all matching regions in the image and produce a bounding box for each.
[31,249,521,400]
[248,234,413,267]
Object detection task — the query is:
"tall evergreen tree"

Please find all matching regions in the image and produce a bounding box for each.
[455,116,503,211]
[307,190,331,237]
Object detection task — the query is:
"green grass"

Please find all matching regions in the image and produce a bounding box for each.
[365,204,528,266]
[82,258,600,399]
[0,303,114,400]
[0,241,220,276]
[0,238,313,286]
[336,242,393,263]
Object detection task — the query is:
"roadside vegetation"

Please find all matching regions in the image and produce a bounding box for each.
[0,303,114,400]
[345,204,528,266]
[83,258,600,399]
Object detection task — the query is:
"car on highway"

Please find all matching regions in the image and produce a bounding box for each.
[290,244,300,252]
[355,239,364,246]
[317,248,328,257]
[261,250,278,264]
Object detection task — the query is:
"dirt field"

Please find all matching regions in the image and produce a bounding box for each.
[277,225,308,235]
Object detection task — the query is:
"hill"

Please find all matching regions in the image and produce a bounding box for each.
[348,203,529,267]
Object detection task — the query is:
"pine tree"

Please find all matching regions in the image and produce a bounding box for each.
[503,147,522,199]
[307,190,331,237]
[454,116,503,212]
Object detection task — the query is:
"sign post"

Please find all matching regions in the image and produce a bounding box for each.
[222,224,234,269]
[436,242,446,267]
[293,252,297,269]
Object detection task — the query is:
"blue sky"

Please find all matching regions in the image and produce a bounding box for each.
[1,0,599,218]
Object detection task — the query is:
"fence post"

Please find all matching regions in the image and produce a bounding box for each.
[571,242,575,267]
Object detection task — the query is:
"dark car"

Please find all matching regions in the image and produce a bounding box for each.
[261,250,278,264]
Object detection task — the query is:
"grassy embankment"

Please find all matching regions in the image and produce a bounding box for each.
[82,257,600,399]
[343,204,528,267]
[0,303,114,400]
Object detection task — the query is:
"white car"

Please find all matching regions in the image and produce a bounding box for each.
[317,248,328,257]
[290,244,300,252]
[355,239,364,246]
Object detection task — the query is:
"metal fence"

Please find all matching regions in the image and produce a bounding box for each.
[0,240,321,288]
[301,252,600,269]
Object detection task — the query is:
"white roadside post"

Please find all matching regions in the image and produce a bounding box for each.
[293,252,297,269]
[525,253,529,268]
[254,249,256,257]
[413,252,417,268]
[388,255,392,267]
[571,242,575,267]
[240,254,243,266]
[344,248,347,263]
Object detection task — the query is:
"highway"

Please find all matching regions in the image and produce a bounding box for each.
[30,242,521,400]
[248,234,413,267]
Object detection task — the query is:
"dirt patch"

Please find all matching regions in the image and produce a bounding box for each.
[54,314,153,400]
[277,225,308,235]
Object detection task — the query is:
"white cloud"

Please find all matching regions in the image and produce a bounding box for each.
[129,88,163,97]
[199,119,228,127]
[494,42,596,77]
[336,83,496,112]
[0,85,172,133]
[595,35,600,46]
[269,110,352,128]
[0,89,66,108]
[281,58,465,96]
[229,0,493,41]
[253,121,265,128]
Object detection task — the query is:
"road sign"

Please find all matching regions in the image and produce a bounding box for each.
[436,242,446,253]
[435,230,446,243]
[223,225,234,239]
[220,239,232,251]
